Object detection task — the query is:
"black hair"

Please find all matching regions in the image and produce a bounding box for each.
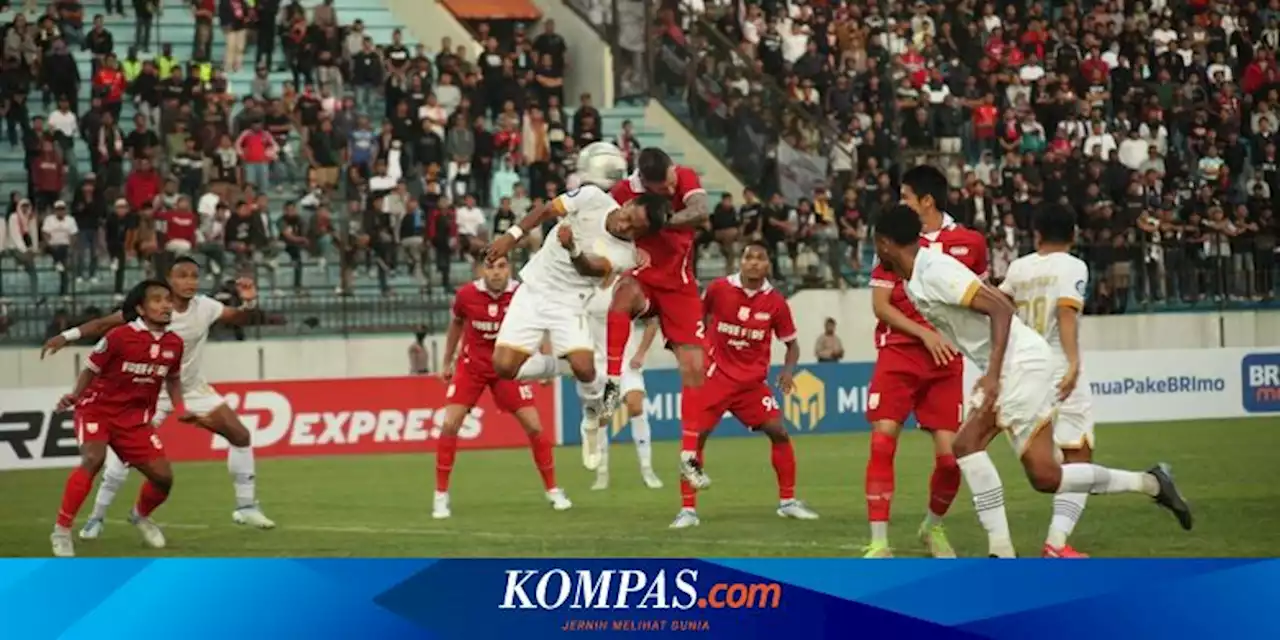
[875,204,923,246]
[637,148,672,184]
[169,256,200,272]
[122,279,173,322]
[901,164,949,213]
[1034,203,1077,245]
[634,192,671,233]
[743,240,771,256]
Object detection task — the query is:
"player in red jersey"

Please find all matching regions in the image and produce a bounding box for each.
[863,165,990,558]
[434,256,572,519]
[604,148,710,399]
[50,280,196,557]
[670,243,819,529]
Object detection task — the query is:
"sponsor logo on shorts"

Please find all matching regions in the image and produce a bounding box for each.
[1242,353,1280,413]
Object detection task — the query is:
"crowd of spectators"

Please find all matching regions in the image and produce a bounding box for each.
[1,1,636,314]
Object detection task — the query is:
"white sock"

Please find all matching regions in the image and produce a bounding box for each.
[957,451,1015,557]
[89,449,129,520]
[228,445,257,508]
[1058,463,1159,496]
[869,521,888,545]
[578,372,606,415]
[631,415,653,469]
[1046,493,1088,548]
[597,424,610,475]
[515,354,559,381]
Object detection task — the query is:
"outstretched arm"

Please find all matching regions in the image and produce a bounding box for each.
[217,277,261,325]
[42,311,127,358]
[666,191,711,228]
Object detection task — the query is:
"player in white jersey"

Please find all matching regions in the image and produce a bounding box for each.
[874,204,1191,557]
[42,258,276,537]
[584,283,662,490]
[485,185,671,470]
[997,204,1097,558]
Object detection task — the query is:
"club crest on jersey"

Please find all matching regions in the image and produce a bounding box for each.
[737,307,751,321]
[150,344,160,359]
[86,422,99,434]
[488,303,499,317]
[1076,279,1087,296]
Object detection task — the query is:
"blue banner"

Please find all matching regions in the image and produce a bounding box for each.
[561,362,879,444]
[3,559,1275,639]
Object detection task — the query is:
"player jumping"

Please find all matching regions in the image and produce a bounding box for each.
[435,256,571,517]
[484,183,671,468]
[873,204,1192,558]
[604,149,712,475]
[998,204,1098,557]
[671,243,819,528]
[863,165,987,558]
[43,257,276,537]
[51,280,190,557]
[585,288,662,490]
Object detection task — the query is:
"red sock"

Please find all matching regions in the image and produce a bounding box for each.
[57,466,95,528]
[865,431,898,523]
[605,311,632,377]
[528,430,557,491]
[436,433,459,492]
[680,448,704,509]
[771,440,797,501]
[135,480,170,518]
[928,454,961,518]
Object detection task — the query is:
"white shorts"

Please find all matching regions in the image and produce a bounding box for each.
[496,284,594,357]
[988,359,1058,456]
[152,382,227,426]
[1052,368,1096,450]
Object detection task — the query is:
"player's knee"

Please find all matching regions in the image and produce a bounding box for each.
[1025,463,1062,494]
[222,422,251,448]
[80,451,106,475]
[152,473,174,493]
[761,423,789,444]
[567,356,597,383]
[870,420,903,438]
[625,394,644,417]
[440,411,466,436]
[492,356,520,380]
[951,435,978,459]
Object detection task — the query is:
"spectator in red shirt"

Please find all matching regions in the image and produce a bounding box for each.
[158,195,199,254]
[124,157,163,212]
[93,53,127,121]
[30,138,67,213]
[972,94,998,155]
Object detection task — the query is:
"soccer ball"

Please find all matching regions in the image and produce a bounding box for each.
[576,142,629,190]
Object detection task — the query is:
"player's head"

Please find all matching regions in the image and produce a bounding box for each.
[873,204,923,274]
[126,279,175,327]
[480,255,512,291]
[740,241,771,283]
[637,148,676,195]
[167,256,201,301]
[900,164,949,218]
[1034,203,1077,248]
[616,193,671,239]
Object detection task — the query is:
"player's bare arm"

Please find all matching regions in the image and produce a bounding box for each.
[666,191,711,228]
[1056,302,1082,401]
[217,277,261,324]
[777,338,800,394]
[486,199,563,263]
[42,312,126,358]
[558,224,614,277]
[57,366,98,411]
[440,314,465,380]
[630,317,659,370]
[966,284,1017,413]
[871,285,957,366]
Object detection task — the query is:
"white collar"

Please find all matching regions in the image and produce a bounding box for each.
[130,317,166,340]
[921,212,956,241]
[473,278,518,297]
[728,273,773,296]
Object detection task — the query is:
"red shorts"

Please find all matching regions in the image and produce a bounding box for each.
[688,370,780,432]
[75,415,165,466]
[866,345,963,431]
[446,363,536,414]
[637,278,703,348]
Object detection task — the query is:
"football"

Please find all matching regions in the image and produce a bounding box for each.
[576,141,629,189]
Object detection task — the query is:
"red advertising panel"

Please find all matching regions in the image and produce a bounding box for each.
[160,376,553,462]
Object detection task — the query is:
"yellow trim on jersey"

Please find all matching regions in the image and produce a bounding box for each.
[1017,413,1057,457]
[550,197,569,216]
[1056,298,1084,311]
[959,280,983,307]
[1057,431,1095,451]
[495,342,535,355]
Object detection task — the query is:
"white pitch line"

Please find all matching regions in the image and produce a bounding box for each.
[73,518,868,552]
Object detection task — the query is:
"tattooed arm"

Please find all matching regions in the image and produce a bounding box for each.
[666,191,711,228]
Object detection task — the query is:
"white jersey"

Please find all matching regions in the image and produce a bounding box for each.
[905,248,1050,372]
[997,251,1088,360]
[166,294,225,390]
[518,184,638,306]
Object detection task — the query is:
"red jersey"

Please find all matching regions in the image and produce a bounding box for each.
[79,320,184,426]
[609,165,706,289]
[702,275,797,384]
[158,208,199,245]
[451,279,519,370]
[870,215,988,349]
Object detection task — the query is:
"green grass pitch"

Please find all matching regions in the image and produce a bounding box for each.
[0,419,1275,557]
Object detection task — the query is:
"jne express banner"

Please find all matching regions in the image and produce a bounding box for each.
[0,376,554,471]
